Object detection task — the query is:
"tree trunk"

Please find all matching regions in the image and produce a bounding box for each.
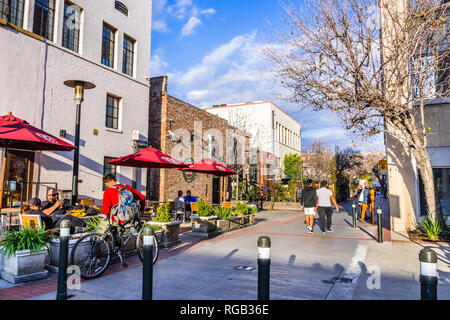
[414,147,447,228]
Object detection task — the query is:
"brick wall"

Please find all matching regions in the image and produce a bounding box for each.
[148,76,251,204]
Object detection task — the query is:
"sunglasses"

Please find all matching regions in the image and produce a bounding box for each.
[50,193,58,197]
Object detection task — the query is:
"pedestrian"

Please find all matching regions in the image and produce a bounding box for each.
[369,186,376,224]
[316,180,340,233]
[300,179,317,234]
[359,180,370,222]
[102,173,145,224]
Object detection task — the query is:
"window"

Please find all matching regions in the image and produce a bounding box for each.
[0,0,24,27]
[122,35,135,76]
[33,0,55,41]
[106,95,120,129]
[419,168,450,217]
[62,2,81,52]
[103,157,117,190]
[114,1,128,16]
[102,23,115,67]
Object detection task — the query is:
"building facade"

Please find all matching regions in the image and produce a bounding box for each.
[382,0,450,232]
[0,0,152,205]
[148,76,252,204]
[204,101,302,180]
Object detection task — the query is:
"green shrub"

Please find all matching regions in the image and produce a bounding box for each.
[234,202,249,217]
[215,206,233,220]
[248,205,258,214]
[197,198,214,217]
[0,225,55,258]
[154,201,174,223]
[417,214,442,241]
[85,217,102,232]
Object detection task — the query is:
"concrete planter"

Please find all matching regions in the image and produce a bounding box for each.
[149,221,182,248]
[191,215,218,237]
[46,233,86,268]
[216,219,231,233]
[0,247,49,284]
[229,216,244,229]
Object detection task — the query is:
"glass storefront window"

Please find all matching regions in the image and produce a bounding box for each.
[419,168,450,216]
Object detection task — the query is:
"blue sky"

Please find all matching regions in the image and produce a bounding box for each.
[150,0,385,152]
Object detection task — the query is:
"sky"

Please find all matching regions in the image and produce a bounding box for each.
[150,0,385,153]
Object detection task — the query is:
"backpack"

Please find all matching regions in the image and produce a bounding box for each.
[110,186,140,223]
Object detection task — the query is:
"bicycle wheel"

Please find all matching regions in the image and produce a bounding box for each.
[136,229,159,265]
[70,233,111,280]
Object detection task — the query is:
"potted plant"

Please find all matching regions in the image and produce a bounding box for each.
[191,198,218,237]
[149,201,181,248]
[45,216,101,272]
[214,206,234,233]
[0,226,54,283]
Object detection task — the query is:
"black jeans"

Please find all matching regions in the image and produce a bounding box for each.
[318,207,333,231]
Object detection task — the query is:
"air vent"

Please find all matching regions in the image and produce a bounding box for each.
[115,1,128,16]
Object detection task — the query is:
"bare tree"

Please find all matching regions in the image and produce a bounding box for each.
[303,139,334,182]
[266,0,450,226]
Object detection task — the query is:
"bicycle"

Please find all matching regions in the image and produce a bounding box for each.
[69,212,159,279]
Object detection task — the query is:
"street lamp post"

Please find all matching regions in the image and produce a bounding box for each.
[64,80,96,206]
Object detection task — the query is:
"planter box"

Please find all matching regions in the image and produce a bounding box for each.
[0,247,49,284]
[149,221,182,248]
[191,215,218,237]
[216,219,231,233]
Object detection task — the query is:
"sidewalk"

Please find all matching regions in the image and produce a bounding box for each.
[0,203,449,300]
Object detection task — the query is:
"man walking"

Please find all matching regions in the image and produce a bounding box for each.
[316,181,340,233]
[300,179,317,234]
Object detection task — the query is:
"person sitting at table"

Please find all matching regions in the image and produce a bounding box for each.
[21,198,54,229]
[40,188,85,229]
[173,190,185,211]
[184,190,198,204]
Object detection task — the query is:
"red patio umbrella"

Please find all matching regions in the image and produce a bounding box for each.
[0,112,76,215]
[107,147,188,169]
[180,158,237,176]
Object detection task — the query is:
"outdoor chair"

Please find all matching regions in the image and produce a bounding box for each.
[172,203,187,222]
[222,202,232,209]
[19,214,42,229]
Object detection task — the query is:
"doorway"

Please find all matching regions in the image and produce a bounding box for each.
[212,177,220,205]
[2,150,34,208]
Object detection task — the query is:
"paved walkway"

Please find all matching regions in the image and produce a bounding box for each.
[0,200,449,300]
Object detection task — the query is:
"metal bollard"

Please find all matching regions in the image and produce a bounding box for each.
[142,226,154,301]
[419,248,438,300]
[257,236,271,300]
[352,201,357,228]
[377,206,383,243]
[56,220,71,300]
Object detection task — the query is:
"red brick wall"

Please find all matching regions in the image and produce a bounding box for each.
[148,77,250,204]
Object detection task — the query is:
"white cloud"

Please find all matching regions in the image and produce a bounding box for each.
[152,19,170,33]
[151,48,170,77]
[201,8,216,16]
[180,16,202,38]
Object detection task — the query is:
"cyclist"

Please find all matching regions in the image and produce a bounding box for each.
[102,173,145,224]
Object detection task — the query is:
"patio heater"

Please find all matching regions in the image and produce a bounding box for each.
[64,80,96,206]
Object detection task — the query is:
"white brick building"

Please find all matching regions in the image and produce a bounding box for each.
[0,0,152,205]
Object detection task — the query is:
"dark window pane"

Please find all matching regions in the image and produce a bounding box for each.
[101,24,115,67]
[33,0,55,41]
[122,36,134,76]
[0,0,25,27]
[62,2,80,52]
[106,95,119,129]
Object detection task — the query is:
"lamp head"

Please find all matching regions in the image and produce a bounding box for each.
[64,80,96,102]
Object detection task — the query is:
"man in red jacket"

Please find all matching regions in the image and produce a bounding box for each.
[102,173,145,223]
